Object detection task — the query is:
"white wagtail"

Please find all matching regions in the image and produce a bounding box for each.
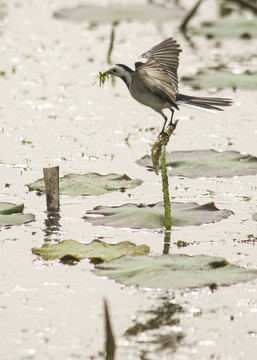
[105,37,232,132]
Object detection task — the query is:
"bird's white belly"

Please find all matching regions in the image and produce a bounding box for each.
[129,84,171,112]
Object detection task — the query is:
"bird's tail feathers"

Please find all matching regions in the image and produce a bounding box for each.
[176,93,233,112]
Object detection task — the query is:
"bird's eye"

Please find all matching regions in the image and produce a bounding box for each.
[113,69,116,72]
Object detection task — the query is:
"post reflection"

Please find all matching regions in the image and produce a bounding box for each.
[44,211,61,241]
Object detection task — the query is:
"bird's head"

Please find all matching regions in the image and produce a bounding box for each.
[106,64,134,88]
[106,64,133,78]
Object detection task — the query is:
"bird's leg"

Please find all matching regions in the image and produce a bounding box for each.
[168,108,174,126]
[159,109,174,135]
[160,113,168,134]
[158,108,178,146]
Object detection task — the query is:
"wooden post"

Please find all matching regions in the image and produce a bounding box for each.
[43,166,59,212]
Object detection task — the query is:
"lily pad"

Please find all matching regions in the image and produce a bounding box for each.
[0,202,24,215]
[253,213,257,222]
[182,71,257,90]
[136,150,257,178]
[53,4,184,24]
[28,173,142,196]
[0,202,34,227]
[193,18,257,38]
[32,239,149,261]
[95,254,257,289]
[84,201,232,229]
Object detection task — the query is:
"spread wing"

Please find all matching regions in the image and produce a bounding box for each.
[133,38,181,103]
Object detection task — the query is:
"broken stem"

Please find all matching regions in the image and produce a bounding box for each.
[151,120,179,233]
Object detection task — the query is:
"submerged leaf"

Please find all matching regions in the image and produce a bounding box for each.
[182,71,257,90]
[96,254,257,289]
[137,150,257,178]
[53,4,184,24]
[28,172,142,196]
[0,202,34,227]
[193,18,257,38]
[84,201,232,229]
[32,239,149,261]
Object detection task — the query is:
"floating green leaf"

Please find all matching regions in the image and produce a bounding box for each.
[84,201,232,229]
[0,214,35,227]
[0,202,24,215]
[53,4,184,24]
[182,71,257,90]
[96,255,257,289]
[32,239,149,261]
[28,173,142,196]
[193,18,257,38]
[253,213,257,222]
[0,202,34,227]
[137,150,257,178]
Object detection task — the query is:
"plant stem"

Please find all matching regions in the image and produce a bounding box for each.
[107,21,118,65]
[161,144,171,231]
[179,0,203,32]
[104,299,115,360]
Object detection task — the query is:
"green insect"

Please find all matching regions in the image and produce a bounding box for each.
[93,71,109,87]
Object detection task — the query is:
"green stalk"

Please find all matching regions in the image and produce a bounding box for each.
[104,299,115,360]
[161,144,171,230]
[107,21,118,65]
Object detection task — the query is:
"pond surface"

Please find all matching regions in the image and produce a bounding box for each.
[0,1,257,359]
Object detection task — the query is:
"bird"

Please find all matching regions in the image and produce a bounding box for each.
[105,37,232,132]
